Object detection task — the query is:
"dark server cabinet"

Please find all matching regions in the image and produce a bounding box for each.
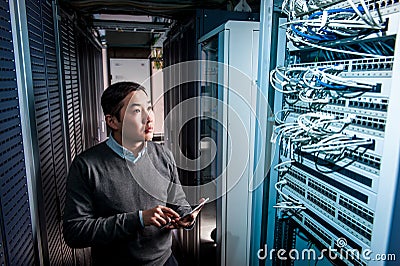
[163,9,259,265]
[163,9,259,187]
[25,0,72,264]
[4,0,103,264]
[0,0,35,265]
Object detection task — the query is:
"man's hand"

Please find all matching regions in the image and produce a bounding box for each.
[142,205,180,227]
[167,198,206,229]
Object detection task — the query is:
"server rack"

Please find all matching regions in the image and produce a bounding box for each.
[4,0,103,264]
[163,10,259,265]
[0,0,35,265]
[197,21,260,266]
[163,9,259,186]
[258,0,400,265]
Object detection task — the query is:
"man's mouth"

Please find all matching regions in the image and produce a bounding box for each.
[145,127,153,134]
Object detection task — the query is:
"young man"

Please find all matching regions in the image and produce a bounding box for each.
[63,82,199,265]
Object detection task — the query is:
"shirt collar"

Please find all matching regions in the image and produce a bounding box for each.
[106,134,147,163]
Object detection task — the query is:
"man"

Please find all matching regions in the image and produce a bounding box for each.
[63,82,199,265]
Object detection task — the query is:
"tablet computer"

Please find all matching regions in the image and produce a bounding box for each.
[160,198,209,229]
[181,197,209,219]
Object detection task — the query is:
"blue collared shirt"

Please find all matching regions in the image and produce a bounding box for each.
[106,134,147,163]
[106,134,147,227]
[106,135,192,230]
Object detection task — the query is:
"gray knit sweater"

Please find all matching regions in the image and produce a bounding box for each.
[63,141,191,265]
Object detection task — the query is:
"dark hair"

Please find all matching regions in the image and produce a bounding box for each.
[101,81,147,121]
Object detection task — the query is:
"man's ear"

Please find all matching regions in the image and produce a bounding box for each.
[105,114,119,130]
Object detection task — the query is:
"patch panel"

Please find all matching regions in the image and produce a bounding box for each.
[287,0,344,17]
[287,31,396,58]
[285,178,306,197]
[293,146,381,178]
[279,72,393,107]
[285,183,374,246]
[368,0,400,10]
[350,60,394,73]
[302,205,369,253]
[296,156,378,193]
[339,196,374,224]
[270,0,400,263]
[287,108,386,135]
[323,1,399,32]
[321,107,388,132]
[281,115,386,163]
[333,0,400,16]
[353,114,386,132]
[292,161,377,207]
[294,212,369,266]
[307,191,336,217]
[276,115,384,172]
[343,150,381,171]
[337,211,373,242]
[287,105,307,115]
[290,57,394,74]
[307,178,337,201]
[329,98,346,106]
[285,96,390,118]
[286,168,307,184]
[348,99,388,112]
[287,0,400,18]
[285,64,394,97]
[286,165,376,223]
[303,217,332,246]
[283,183,337,222]
[286,9,399,61]
[326,100,389,118]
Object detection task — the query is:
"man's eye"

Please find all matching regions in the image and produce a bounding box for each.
[133,109,141,113]
[147,106,153,111]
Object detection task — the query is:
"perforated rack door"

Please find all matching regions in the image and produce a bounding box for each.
[58,10,84,265]
[0,0,35,264]
[25,0,69,264]
[60,11,83,163]
[76,30,103,149]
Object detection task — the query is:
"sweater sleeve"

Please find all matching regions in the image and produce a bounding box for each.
[62,156,142,248]
[164,147,192,217]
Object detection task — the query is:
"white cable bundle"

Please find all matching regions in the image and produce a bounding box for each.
[303,67,376,90]
[281,0,338,18]
[271,64,378,103]
[270,66,307,94]
[301,133,374,154]
[281,0,387,58]
[272,111,372,160]
[273,179,306,210]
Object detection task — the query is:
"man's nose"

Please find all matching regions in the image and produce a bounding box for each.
[144,110,153,122]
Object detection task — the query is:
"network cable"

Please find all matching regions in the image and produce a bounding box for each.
[282,0,388,58]
[273,179,306,210]
[282,0,343,18]
[271,112,373,170]
[271,64,379,104]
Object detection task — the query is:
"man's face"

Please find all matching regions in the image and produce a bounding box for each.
[117,90,154,144]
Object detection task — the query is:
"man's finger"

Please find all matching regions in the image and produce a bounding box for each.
[159,206,180,218]
[155,213,168,225]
